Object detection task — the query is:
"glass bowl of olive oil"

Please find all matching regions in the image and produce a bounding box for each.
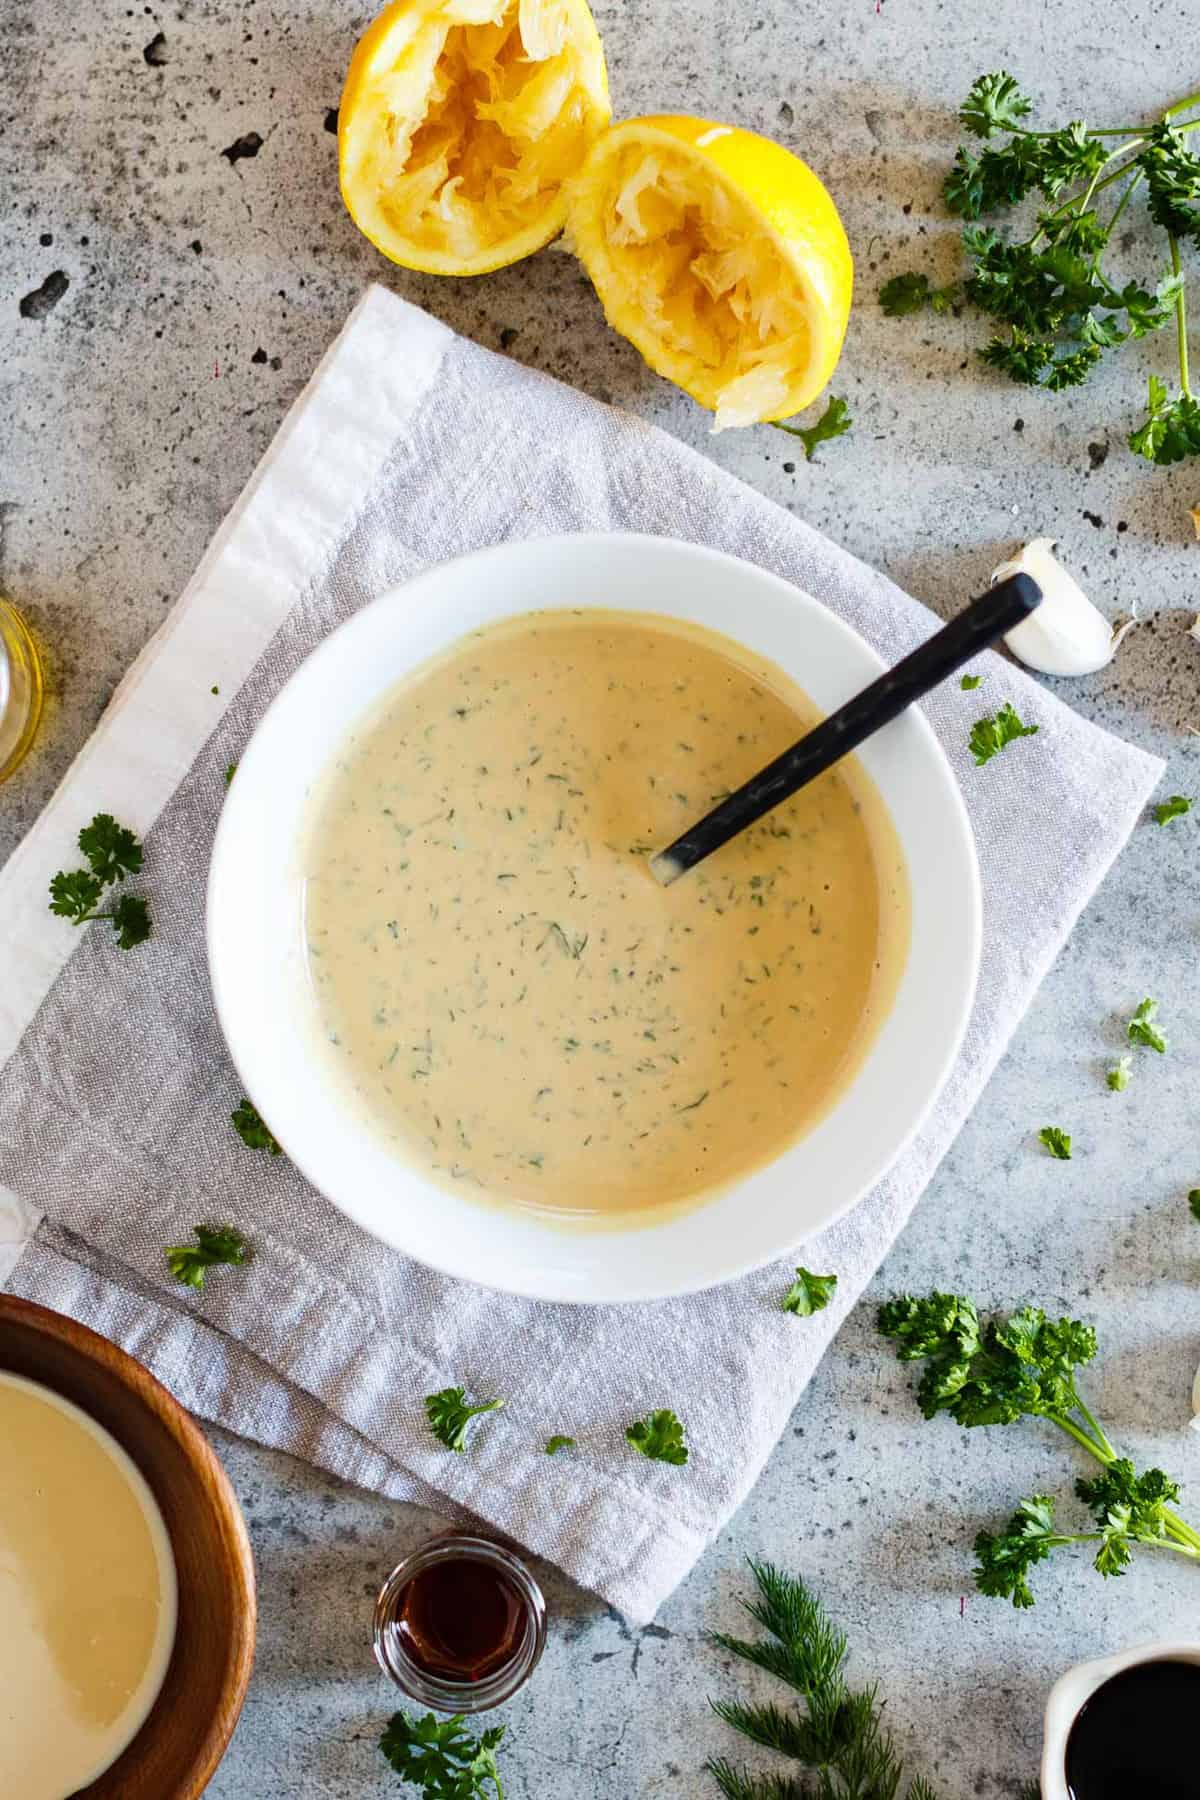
[0,599,44,782]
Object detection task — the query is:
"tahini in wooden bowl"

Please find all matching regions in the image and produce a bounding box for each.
[0,1293,257,1798]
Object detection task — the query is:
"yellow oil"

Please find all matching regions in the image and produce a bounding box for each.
[0,598,45,782]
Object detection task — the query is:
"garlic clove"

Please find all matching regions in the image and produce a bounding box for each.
[992,538,1128,677]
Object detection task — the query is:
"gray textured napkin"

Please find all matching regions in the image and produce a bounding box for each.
[0,286,1163,1622]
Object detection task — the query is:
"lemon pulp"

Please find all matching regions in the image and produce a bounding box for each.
[340,0,610,275]
[570,119,853,428]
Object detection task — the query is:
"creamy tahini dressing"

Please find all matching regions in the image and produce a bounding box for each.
[304,611,909,1219]
[0,1372,178,1799]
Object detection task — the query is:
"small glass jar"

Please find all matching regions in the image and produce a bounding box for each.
[0,598,44,783]
[373,1533,547,1714]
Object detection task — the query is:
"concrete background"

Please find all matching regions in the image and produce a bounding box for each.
[3,0,1200,1793]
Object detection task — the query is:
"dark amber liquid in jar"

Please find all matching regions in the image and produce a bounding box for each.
[395,1557,525,1682]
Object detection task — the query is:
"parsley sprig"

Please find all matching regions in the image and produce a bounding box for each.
[706,1561,947,1800]
[968,701,1038,765]
[881,73,1200,462]
[781,1268,838,1316]
[425,1386,504,1453]
[879,1292,1200,1606]
[48,813,151,948]
[164,1223,250,1290]
[771,394,852,461]
[231,1098,282,1154]
[380,1712,505,1799]
[1127,995,1167,1052]
[626,1408,689,1465]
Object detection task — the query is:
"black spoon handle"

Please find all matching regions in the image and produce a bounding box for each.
[650,571,1043,885]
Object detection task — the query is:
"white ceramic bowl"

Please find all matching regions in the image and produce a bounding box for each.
[207,534,980,1304]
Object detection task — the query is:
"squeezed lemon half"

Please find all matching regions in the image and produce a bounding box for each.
[568,117,853,429]
[339,0,611,276]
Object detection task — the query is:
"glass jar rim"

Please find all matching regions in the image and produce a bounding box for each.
[373,1533,547,1714]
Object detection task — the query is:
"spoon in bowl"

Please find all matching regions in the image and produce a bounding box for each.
[649,571,1043,886]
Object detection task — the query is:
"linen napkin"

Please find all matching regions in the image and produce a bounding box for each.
[0,285,1162,1623]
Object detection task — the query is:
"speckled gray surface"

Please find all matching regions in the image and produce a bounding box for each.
[4,1,1200,1794]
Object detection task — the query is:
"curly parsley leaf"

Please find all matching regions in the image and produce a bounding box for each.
[626,1408,689,1465]
[1127,996,1167,1053]
[1106,1054,1132,1092]
[1138,122,1200,246]
[48,868,104,920]
[772,395,852,462]
[424,1387,504,1453]
[164,1223,250,1291]
[974,1495,1062,1608]
[1128,375,1200,465]
[879,272,959,317]
[960,71,1034,140]
[1038,1126,1072,1160]
[1154,794,1192,824]
[781,1268,838,1317]
[231,1098,283,1154]
[968,702,1039,766]
[1077,1459,1181,1577]
[111,893,152,949]
[78,813,143,886]
[380,1711,506,1799]
[544,1435,576,1455]
[960,673,983,690]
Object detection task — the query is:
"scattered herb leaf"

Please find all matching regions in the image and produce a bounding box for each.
[968,702,1039,765]
[771,395,852,462]
[1189,1189,1200,1221]
[960,672,983,689]
[224,762,238,786]
[878,1291,1200,1606]
[380,1711,506,1799]
[425,1386,504,1453]
[781,1268,838,1317]
[1154,793,1192,823]
[1127,996,1167,1052]
[231,1098,282,1154]
[164,1223,250,1290]
[626,1409,689,1466]
[1038,1126,1072,1160]
[545,1435,576,1456]
[1106,1054,1132,1092]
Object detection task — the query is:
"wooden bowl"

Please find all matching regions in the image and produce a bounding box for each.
[0,1293,257,1797]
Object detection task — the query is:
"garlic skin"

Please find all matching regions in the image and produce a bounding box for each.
[992,538,1130,677]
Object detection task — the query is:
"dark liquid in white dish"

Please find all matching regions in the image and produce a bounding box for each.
[1065,1659,1200,1799]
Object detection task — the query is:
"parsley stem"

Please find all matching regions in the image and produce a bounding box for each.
[1163,88,1200,120]
[1050,1410,1113,1465]
[1069,1392,1117,1461]
[1169,231,1192,396]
